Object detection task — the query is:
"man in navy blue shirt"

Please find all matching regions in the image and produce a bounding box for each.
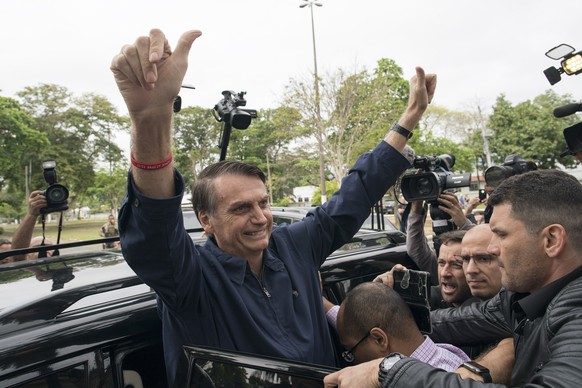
[111,28,436,387]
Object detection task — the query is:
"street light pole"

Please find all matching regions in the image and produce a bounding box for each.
[300,0,327,204]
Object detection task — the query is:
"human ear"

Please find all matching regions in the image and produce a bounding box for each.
[542,224,566,258]
[370,327,390,353]
[198,211,214,235]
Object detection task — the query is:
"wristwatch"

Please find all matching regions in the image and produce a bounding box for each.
[460,361,492,383]
[378,353,405,384]
[390,122,413,139]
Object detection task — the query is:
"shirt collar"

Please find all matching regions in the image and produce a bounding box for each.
[516,266,582,320]
[203,237,285,285]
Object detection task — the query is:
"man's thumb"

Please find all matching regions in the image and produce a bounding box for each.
[174,30,202,59]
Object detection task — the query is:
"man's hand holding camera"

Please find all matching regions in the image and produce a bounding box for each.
[436,193,467,228]
[27,191,48,218]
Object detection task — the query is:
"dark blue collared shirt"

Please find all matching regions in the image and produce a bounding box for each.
[119,141,410,387]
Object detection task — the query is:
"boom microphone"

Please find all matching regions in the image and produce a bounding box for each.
[553,103,582,118]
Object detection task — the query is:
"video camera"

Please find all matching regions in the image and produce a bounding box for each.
[401,154,471,237]
[401,154,471,203]
[553,102,582,158]
[41,160,69,214]
[213,91,258,161]
[484,155,538,187]
[213,91,257,130]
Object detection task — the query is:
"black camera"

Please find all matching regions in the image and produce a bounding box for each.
[213,90,258,130]
[41,160,69,214]
[392,269,432,334]
[484,155,538,187]
[401,154,471,203]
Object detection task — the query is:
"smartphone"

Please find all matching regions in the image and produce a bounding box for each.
[478,189,487,201]
[392,269,432,333]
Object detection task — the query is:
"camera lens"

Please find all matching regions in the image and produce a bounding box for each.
[484,166,512,187]
[416,177,434,196]
[46,184,69,203]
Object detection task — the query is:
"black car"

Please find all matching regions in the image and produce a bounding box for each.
[0,210,415,387]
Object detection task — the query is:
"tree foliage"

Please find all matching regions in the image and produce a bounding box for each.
[487,91,579,169]
[6,84,128,213]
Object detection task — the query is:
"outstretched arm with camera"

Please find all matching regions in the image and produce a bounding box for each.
[110,29,202,199]
[10,191,47,262]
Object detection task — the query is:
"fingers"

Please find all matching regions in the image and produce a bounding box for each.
[425,73,437,103]
[323,370,340,387]
[173,30,202,61]
[29,191,47,215]
[110,29,201,92]
[373,264,408,287]
[415,66,425,86]
[147,28,167,63]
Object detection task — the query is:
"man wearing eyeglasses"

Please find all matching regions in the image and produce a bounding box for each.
[336,282,469,371]
[458,224,502,301]
[325,169,582,387]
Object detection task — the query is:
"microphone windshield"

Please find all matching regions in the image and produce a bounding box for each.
[553,103,582,118]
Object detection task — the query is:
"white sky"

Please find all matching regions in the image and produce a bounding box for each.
[2,0,582,121]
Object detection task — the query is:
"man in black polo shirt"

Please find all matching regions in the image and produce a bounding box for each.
[324,169,582,387]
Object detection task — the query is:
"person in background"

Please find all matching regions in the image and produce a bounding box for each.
[10,191,51,261]
[110,28,437,387]
[0,238,13,264]
[324,169,582,387]
[458,223,502,301]
[100,214,120,248]
[406,193,474,285]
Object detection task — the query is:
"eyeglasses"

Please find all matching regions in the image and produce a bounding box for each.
[341,328,374,363]
[455,254,496,266]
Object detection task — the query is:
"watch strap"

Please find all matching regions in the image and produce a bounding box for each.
[460,361,492,383]
[378,353,405,384]
[390,122,413,139]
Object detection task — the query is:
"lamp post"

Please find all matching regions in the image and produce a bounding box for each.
[299,0,327,204]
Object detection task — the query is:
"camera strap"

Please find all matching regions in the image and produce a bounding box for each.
[39,212,63,258]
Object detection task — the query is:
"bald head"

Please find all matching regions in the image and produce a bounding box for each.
[462,224,502,300]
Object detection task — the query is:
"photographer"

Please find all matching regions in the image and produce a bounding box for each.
[325,169,582,388]
[406,192,474,285]
[10,191,49,262]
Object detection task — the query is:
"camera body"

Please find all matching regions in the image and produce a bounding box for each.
[213,90,258,130]
[401,154,471,203]
[392,269,432,334]
[484,155,537,187]
[41,160,69,214]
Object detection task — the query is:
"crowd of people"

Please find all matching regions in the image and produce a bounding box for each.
[107,27,582,388]
[2,26,581,388]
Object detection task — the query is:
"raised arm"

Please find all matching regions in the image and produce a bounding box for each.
[110,28,202,198]
[383,67,436,151]
[10,190,46,262]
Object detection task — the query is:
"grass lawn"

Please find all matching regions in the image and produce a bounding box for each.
[1,218,108,243]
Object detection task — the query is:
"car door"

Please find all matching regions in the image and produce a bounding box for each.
[184,345,337,387]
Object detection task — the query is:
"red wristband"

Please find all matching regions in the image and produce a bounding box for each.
[130,153,173,170]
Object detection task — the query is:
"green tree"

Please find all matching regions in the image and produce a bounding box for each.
[284,58,409,187]
[228,106,306,202]
[311,180,340,206]
[173,106,223,190]
[0,97,49,196]
[15,84,128,209]
[487,91,579,169]
[84,164,128,215]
